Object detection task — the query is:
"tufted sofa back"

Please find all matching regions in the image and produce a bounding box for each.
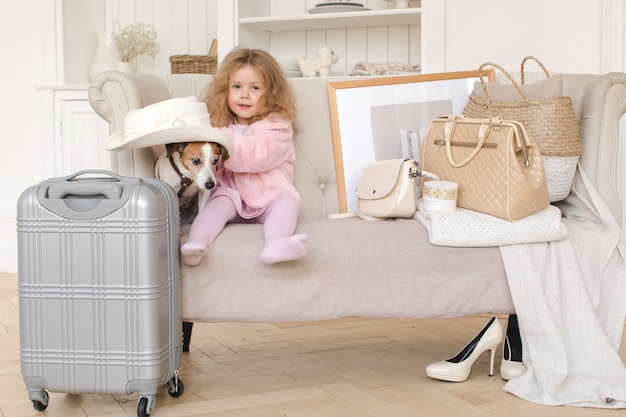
[89,71,626,224]
[89,72,354,219]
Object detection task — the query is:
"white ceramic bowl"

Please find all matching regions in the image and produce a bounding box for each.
[422,180,458,212]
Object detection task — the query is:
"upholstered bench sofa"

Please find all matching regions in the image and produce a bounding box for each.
[88,70,626,352]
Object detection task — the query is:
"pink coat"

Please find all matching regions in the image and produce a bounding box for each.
[214,115,300,211]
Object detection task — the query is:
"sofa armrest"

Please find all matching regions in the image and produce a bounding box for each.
[563,73,626,224]
[88,71,173,134]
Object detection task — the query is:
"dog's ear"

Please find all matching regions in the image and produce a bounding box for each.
[166,142,187,156]
[217,143,230,162]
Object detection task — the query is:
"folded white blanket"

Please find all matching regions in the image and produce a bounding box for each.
[350,61,421,76]
[500,167,626,408]
[414,201,569,247]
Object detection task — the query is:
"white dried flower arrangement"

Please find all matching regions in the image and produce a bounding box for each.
[113,22,160,63]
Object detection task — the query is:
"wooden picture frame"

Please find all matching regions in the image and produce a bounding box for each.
[328,70,495,213]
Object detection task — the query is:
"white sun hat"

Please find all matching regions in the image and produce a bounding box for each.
[104,96,234,156]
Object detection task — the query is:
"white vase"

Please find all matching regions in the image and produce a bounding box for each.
[114,62,133,73]
[89,30,122,79]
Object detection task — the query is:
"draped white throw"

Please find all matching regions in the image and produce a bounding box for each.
[417,166,626,407]
[501,167,626,407]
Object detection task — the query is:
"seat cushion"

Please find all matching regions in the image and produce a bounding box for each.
[180,217,513,322]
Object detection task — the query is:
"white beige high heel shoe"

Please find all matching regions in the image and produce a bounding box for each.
[426,317,503,382]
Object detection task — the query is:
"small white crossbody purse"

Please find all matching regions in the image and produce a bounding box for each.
[355,158,420,221]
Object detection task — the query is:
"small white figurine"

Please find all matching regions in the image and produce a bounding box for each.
[294,46,340,77]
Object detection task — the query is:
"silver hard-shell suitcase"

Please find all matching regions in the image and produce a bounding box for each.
[17,171,183,417]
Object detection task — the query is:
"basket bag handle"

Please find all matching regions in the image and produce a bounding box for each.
[520,55,551,84]
[478,61,530,104]
[478,56,552,103]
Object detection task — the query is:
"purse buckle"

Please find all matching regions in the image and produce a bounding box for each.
[416,162,440,181]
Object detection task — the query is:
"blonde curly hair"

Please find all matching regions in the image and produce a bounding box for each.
[205,48,296,127]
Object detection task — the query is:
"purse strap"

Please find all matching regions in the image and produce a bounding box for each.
[444,119,492,167]
[520,55,551,84]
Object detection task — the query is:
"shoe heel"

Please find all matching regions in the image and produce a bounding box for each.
[488,347,496,377]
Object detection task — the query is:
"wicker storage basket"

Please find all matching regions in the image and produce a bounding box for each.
[170,54,217,74]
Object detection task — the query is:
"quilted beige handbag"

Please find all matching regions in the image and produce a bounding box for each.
[421,115,549,221]
[356,158,419,220]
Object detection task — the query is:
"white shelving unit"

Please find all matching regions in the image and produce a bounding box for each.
[217,0,421,76]
[239,8,420,32]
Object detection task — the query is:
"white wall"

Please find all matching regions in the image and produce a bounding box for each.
[0,1,57,273]
[422,0,618,74]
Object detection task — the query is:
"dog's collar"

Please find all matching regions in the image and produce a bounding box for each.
[168,154,194,198]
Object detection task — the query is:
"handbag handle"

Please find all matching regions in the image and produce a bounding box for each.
[520,55,550,84]
[438,116,533,168]
[478,61,530,104]
[444,120,492,168]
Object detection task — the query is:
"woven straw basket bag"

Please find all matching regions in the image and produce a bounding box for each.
[463,56,582,202]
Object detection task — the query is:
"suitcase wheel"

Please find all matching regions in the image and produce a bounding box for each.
[166,376,185,398]
[30,389,48,412]
[137,397,150,417]
[33,399,48,412]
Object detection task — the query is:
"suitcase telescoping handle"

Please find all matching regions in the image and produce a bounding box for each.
[61,170,132,182]
[38,170,140,220]
[59,169,140,183]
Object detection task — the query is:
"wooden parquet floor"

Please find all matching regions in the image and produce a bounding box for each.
[1,272,624,416]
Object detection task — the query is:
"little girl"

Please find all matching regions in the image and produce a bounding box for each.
[180,48,308,266]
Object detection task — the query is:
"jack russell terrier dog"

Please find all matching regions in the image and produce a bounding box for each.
[155,141,229,220]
